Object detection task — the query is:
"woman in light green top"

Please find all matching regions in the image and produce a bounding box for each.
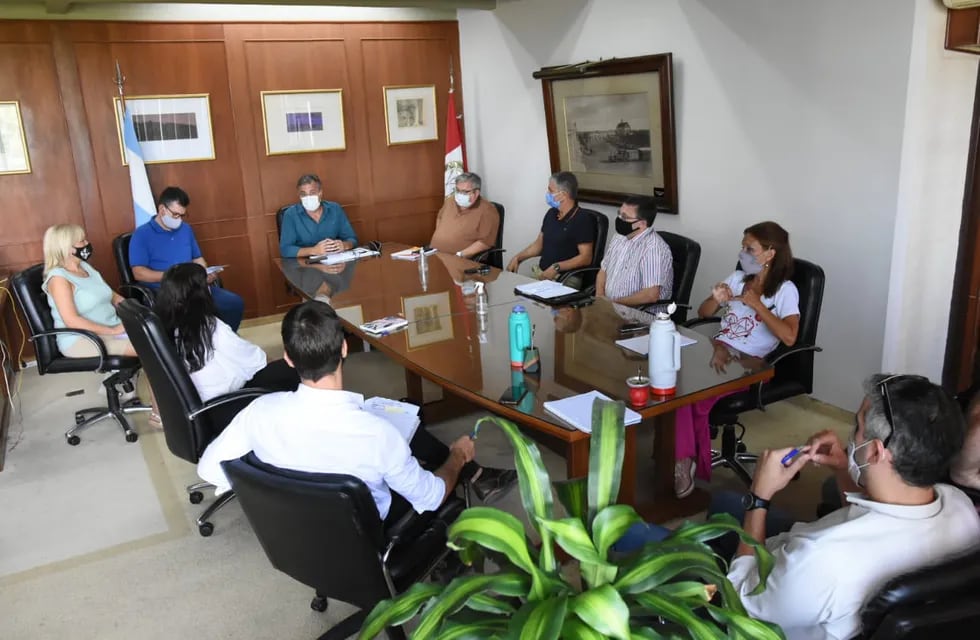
[42,224,136,358]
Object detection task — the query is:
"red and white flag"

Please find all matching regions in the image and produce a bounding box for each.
[444,88,465,196]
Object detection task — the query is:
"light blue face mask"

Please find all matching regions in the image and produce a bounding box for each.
[738,250,763,275]
[545,191,561,209]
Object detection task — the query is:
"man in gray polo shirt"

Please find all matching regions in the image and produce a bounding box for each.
[595,196,672,308]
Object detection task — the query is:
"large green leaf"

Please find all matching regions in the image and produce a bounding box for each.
[447,508,545,597]
[473,416,556,572]
[657,581,716,603]
[588,399,626,522]
[561,617,607,640]
[569,584,632,640]
[669,515,775,596]
[632,592,724,640]
[614,544,723,594]
[430,617,510,640]
[592,504,643,558]
[553,477,588,526]
[507,596,568,640]
[464,593,517,616]
[537,516,618,589]
[415,574,526,639]
[704,604,786,640]
[358,582,441,639]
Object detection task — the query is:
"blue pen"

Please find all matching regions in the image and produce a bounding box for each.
[781,447,805,467]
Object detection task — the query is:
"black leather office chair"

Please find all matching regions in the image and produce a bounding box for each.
[855,547,980,639]
[276,204,290,242]
[473,201,506,269]
[556,208,609,293]
[657,231,701,323]
[116,299,269,536]
[11,265,147,445]
[686,258,826,485]
[222,452,466,640]
[112,232,156,307]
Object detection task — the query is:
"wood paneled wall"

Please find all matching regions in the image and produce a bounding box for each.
[0,20,461,319]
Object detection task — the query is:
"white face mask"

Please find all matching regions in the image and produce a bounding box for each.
[454,191,472,208]
[161,214,182,230]
[301,195,321,212]
[847,439,873,487]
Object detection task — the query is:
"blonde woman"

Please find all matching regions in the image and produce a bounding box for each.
[42,224,136,358]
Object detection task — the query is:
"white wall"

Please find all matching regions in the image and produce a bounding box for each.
[458,0,920,410]
[883,0,979,381]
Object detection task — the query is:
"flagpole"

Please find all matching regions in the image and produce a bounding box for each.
[113,60,126,111]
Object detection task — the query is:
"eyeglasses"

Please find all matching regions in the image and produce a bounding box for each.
[456,188,477,195]
[617,212,640,222]
[164,204,188,219]
[877,374,928,448]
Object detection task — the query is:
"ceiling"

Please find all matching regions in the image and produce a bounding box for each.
[22,0,498,15]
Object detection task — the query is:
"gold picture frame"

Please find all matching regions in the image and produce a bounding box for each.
[383,84,438,146]
[113,94,216,165]
[0,101,31,175]
[260,89,346,156]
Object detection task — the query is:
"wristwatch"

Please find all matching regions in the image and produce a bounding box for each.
[455,251,464,258]
[552,263,562,274]
[741,492,771,511]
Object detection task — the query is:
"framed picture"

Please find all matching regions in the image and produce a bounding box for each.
[261,89,346,155]
[113,94,215,165]
[534,53,679,212]
[383,85,437,146]
[402,292,453,349]
[0,101,31,175]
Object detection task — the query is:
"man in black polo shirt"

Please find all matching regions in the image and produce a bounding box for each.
[506,171,596,288]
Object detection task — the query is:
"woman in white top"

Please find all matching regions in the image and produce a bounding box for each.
[674,221,800,498]
[42,224,136,358]
[154,263,299,434]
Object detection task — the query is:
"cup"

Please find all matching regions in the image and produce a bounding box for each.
[627,375,651,407]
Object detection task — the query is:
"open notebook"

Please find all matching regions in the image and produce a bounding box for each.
[364,397,420,442]
[543,390,641,433]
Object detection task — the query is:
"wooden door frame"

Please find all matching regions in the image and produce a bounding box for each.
[943,63,980,393]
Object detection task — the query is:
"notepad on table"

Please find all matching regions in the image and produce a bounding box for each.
[364,397,421,442]
[311,246,380,265]
[543,390,641,433]
[359,315,408,336]
[515,280,579,300]
[391,246,438,261]
[614,333,697,355]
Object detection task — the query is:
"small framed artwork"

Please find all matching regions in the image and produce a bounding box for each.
[261,89,346,156]
[402,292,453,349]
[113,94,215,165]
[383,85,437,146]
[0,101,31,175]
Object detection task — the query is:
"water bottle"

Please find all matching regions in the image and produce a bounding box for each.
[648,303,681,395]
[418,248,428,292]
[508,305,532,368]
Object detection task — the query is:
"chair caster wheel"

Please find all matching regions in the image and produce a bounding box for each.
[125,431,138,443]
[189,491,204,504]
[310,596,328,612]
[67,435,81,446]
[198,522,214,537]
[736,442,747,454]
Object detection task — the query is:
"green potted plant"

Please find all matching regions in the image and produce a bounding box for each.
[358,399,785,639]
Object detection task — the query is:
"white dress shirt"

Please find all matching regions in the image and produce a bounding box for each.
[196,385,445,519]
[727,484,980,640]
[189,319,267,401]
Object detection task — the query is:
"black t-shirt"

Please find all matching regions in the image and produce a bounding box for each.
[539,206,597,269]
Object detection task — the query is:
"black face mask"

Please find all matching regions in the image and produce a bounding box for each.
[615,218,638,236]
[73,243,93,261]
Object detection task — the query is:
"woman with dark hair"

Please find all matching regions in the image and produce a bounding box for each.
[153,263,299,430]
[674,221,800,498]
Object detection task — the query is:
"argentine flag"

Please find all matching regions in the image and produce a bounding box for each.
[119,103,156,227]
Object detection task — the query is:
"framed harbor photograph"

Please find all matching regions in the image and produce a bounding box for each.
[534,53,678,212]
[113,94,215,165]
[383,85,437,146]
[261,89,346,155]
[0,101,31,175]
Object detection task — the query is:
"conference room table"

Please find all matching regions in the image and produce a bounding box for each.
[274,244,773,522]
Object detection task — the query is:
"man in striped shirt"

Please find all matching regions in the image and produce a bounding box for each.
[595,196,673,308]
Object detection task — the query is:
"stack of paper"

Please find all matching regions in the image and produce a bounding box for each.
[364,397,421,442]
[614,334,697,355]
[515,280,579,300]
[391,246,438,261]
[311,247,380,265]
[543,390,641,433]
[359,315,408,336]
[206,265,226,275]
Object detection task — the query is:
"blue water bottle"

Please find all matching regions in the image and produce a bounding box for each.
[509,305,532,368]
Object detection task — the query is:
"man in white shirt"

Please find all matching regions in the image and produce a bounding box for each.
[595,196,673,308]
[725,374,980,640]
[198,301,497,520]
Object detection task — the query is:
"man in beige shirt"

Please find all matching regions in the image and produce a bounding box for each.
[430,172,500,259]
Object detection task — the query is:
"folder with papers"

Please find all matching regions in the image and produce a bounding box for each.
[543,390,641,433]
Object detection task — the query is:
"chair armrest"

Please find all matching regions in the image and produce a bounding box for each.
[118,283,155,306]
[558,266,599,282]
[765,344,823,366]
[31,328,109,367]
[187,388,272,420]
[473,247,505,264]
[683,316,721,329]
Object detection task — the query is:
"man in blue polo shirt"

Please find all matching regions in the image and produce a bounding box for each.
[129,186,245,331]
[279,173,358,258]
